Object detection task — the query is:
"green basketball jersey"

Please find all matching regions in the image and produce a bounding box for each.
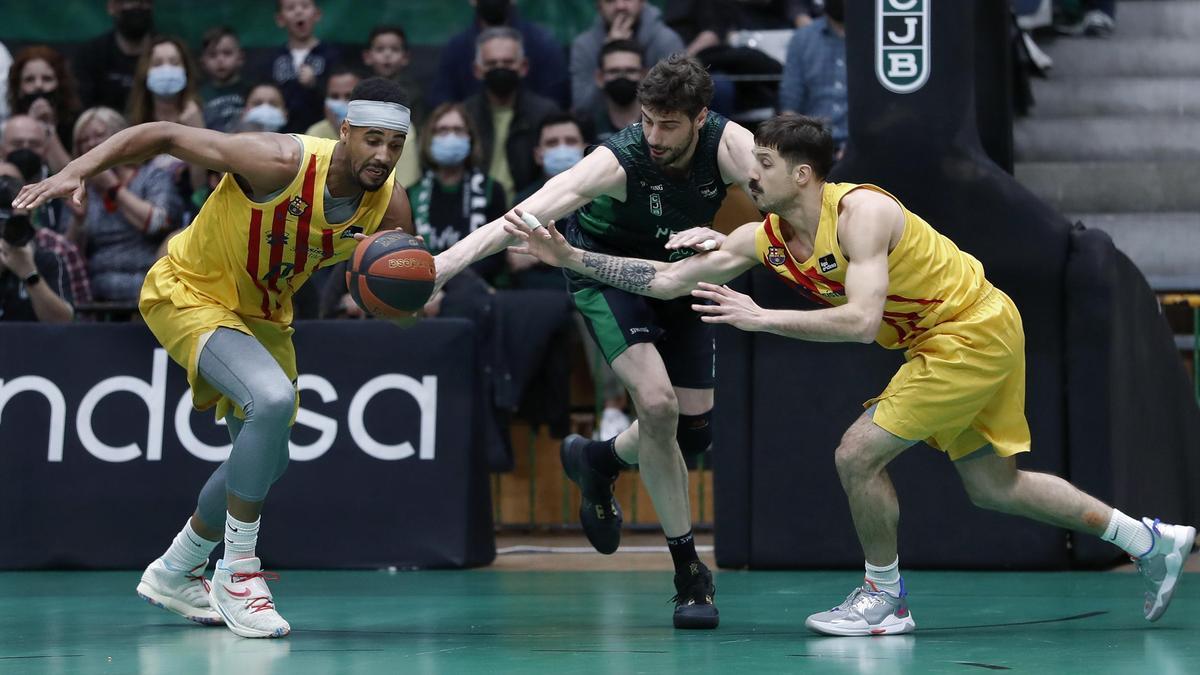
[573,113,730,263]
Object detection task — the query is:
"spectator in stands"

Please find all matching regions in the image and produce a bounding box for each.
[0,41,12,122]
[267,0,340,133]
[1057,0,1116,38]
[0,161,91,306]
[237,84,289,132]
[363,25,426,125]
[199,26,249,132]
[779,0,847,150]
[7,46,81,173]
[75,0,156,111]
[304,66,359,139]
[0,175,74,322]
[3,117,71,234]
[570,0,684,111]
[508,112,585,289]
[584,40,645,142]
[410,102,508,281]
[430,0,569,109]
[128,35,204,201]
[464,27,560,204]
[67,106,182,303]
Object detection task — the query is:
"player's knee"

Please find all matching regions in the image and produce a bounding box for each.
[247,379,295,427]
[834,442,874,482]
[633,389,679,431]
[676,412,712,459]
[962,474,1017,512]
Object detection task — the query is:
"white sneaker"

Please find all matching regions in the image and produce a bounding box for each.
[209,557,291,638]
[805,579,916,636]
[1135,518,1196,622]
[136,558,223,625]
[596,407,631,441]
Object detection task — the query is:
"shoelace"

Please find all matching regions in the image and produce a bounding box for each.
[230,570,281,614]
[186,562,211,593]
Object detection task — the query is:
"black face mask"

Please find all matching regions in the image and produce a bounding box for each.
[484,67,521,98]
[16,90,59,116]
[115,7,154,40]
[824,0,845,23]
[5,148,47,184]
[476,0,510,26]
[603,78,639,107]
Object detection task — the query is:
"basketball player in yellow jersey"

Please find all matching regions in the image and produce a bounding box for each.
[14,78,415,639]
[506,114,1195,636]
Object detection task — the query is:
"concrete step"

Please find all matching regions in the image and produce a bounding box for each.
[1042,39,1200,76]
[1030,77,1200,117]
[1016,160,1200,213]
[1113,1,1200,38]
[1067,212,1200,290]
[1014,117,1200,161]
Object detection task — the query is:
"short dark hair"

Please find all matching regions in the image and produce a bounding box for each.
[637,53,712,119]
[368,24,408,51]
[326,64,362,81]
[537,111,584,140]
[349,77,409,107]
[599,39,643,68]
[754,113,835,179]
[201,25,239,52]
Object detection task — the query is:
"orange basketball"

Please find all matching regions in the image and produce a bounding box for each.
[346,231,435,317]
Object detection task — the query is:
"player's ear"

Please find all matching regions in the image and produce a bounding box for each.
[339,120,350,143]
[695,107,709,128]
[793,162,811,187]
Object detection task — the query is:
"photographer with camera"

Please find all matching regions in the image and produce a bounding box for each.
[0,174,74,322]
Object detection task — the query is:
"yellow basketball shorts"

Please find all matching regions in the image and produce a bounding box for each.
[139,257,298,421]
[866,286,1032,461]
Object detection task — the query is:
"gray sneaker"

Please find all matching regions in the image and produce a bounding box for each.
[1135,518,1197,622]
[805,579,916,636]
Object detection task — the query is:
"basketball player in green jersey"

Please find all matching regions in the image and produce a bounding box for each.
[435,54,758,628]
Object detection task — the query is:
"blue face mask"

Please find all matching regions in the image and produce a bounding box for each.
[543,144,583,177]
[430,133,471,167]
[244,103,287,131]
[146,64,187,96]
[325,98,349,127]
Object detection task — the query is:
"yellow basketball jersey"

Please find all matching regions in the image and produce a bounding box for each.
[754,182,990,349]
[164,134,395,324]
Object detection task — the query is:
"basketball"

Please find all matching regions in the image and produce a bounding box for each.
[346,230,435,317]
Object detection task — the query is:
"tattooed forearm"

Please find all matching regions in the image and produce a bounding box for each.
[581,252,658,294]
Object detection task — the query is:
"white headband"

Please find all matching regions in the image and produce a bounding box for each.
[344,100,411,133]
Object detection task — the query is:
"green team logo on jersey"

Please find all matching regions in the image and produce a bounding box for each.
[877,0,930,94]
[649,193,663,217]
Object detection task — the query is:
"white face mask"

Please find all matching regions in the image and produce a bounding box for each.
[146,64,187,96]
[244,103,287,131]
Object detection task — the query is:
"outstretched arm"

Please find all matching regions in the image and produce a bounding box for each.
[506,210,760,300]
[432,145,626,288]
[691,192,897,343]
[14,122,300,210]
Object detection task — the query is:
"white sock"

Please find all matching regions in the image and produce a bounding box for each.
[223,514,260,562]
[865,557,903,596]
[1101,509,1156,558]
[161,519,218,573]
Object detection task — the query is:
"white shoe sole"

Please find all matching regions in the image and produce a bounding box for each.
[136,580,224,626]
[805,612,916,636]
[1146,525,1197,622]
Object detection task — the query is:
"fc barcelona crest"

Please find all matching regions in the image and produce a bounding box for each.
[876,0,930,94]
[766,246,787,267]
[287,196,310,217]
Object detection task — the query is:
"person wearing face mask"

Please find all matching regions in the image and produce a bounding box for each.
[429,0,569,109]
[583,40,645,143]
[779,0,848,150]
[7,46,82,174]
[570,0,684,112]
[304,66,359,139]
[408,102,507,283]
[464,28,560,205]
[74,0,156,111]
[238,84,289,133]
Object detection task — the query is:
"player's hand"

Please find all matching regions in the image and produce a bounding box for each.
[665,227,724,252]
[691,282,765,331]
[12,168,86,210]
[503,208,573,268]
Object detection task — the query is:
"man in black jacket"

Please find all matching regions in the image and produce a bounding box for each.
[464,27,561,204]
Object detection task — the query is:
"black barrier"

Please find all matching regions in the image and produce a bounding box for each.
[1064,228,1200,566]
[0,320,495,570]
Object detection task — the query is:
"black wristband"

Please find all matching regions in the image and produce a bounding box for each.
[23,271,41,287]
